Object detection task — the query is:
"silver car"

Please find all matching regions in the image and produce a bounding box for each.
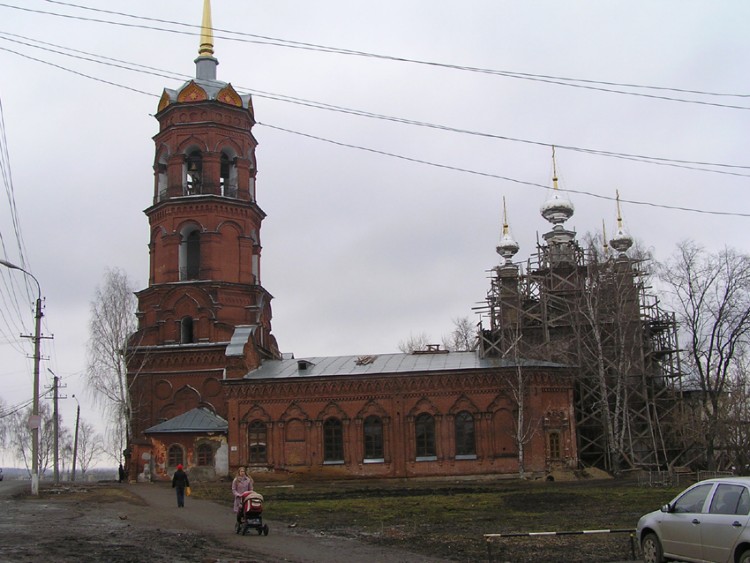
[637,477,750,563]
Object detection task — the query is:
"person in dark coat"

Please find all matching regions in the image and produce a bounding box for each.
[118,464,125,483]
[172,464,190,508]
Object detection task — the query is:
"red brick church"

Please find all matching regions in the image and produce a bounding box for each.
[125,1,578,482]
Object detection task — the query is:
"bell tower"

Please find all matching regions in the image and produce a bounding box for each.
[127,0,280,455]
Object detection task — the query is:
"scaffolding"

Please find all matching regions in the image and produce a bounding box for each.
[476,237,684,473]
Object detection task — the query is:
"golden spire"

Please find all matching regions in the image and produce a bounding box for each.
[502,196,510,236]
[552,145,559,190]
[198,0,215,57]
[616,189,624,229]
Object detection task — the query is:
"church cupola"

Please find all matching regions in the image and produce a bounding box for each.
[540,149,578,266]
[496,197,519,268]
[609,190,634,257]
[540,148,575,239]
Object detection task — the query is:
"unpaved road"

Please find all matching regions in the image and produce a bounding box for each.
[0,480,451,562]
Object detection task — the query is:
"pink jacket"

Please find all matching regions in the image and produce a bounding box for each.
[232,475,253,513]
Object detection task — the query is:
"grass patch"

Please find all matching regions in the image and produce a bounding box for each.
[193,476,682,561]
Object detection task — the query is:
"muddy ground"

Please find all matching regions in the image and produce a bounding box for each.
[0,477,649,562]
[0,480,450,563]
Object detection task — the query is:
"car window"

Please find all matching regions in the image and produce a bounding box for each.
[673,483,713,513]
[709,484,748,515]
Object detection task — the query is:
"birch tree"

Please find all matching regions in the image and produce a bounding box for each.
[86,268,137,464]
[76,419,105,478]
[659,241,750,470]
[398,332,432,353]
[442,316,478,352]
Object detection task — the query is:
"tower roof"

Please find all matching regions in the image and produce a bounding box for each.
[156,0,253,113]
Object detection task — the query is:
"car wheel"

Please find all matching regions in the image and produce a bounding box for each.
[739,550,750,563]
[641,533,664,563]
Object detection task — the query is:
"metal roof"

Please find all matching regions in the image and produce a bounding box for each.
[244,351,567,381]
[144,406,228,434]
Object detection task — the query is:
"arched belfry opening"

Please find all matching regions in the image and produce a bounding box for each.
[220,151,238,197]
[185,150,203,195]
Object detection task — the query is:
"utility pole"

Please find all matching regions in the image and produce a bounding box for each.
[0,259,46,496]
[71,394,80,482]
[53,374,59,484]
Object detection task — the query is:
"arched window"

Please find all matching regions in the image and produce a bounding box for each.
[454,411,476,457]
[156,155,168,201]
[168,444,184,467]
[323,418,343,463]
[180,317,194,344]
[363,416,383,461]
[179,227,201,280]
[220,151,238,197]
[197,443,213,466]
[248,420,267,463]
[185,150,203,195]
[415,413,436,459]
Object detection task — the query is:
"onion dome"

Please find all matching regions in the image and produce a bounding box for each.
[541,190,575,226]
[496,197,519,265]
[609,190,633,256]
[540,147,574,226]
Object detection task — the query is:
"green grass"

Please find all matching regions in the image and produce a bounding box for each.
[192,476,683,561]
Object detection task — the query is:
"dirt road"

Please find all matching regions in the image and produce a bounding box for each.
[0,480,451,562]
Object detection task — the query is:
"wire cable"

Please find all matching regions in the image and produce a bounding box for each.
[0,31,747,218]
[0,32,747,177]
[0,1,747,110]
[258,122,750,218]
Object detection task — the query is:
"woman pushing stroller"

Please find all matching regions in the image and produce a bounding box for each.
[232,466,254,522]
[232,466,268,536]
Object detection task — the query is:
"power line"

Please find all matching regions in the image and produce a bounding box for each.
[0,1,748,111]
[0,32,747,177]
[0,28,747,218]
[258,122,750,219]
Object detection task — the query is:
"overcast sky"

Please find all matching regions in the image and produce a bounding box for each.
[1,0,748,464]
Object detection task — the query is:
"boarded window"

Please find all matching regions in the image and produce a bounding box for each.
[186,231,200,279]
[285,419,305,442]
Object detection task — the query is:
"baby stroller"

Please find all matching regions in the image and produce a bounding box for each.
[235,490,269,536]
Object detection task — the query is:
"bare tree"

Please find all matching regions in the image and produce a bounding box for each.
[398,332,432,353]
[0,397,8,450]
[659,241,750,470]
[7,401,55,477]
[500,331,537,478]
[86,268,137,464]
[442,316,478,352]
[720,357,750,473]
[76,419,105,478]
